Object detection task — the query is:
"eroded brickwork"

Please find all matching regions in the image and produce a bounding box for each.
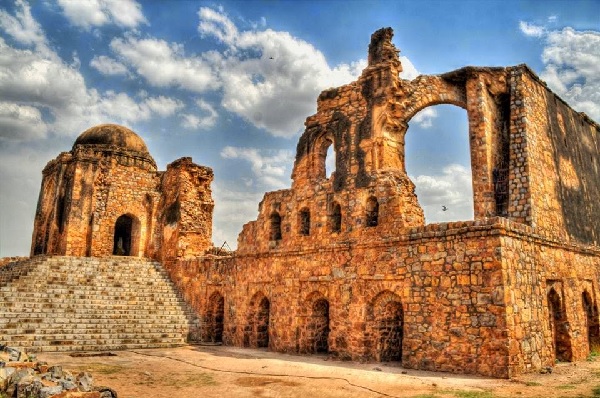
[24,28,600,379]
[31,125,214,262]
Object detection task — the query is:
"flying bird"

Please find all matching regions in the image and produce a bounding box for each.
[442,205,448,211]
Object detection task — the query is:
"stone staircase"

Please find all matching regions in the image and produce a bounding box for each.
[0,256,201,352]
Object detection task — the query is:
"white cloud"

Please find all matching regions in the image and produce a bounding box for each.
[0,0,50,55]
[198,7,238,46]
[90,55,129,75]
[410,107,437,129]
[519,21,545,38]
[110,36,219,92]
[399,56,420,80]
[410,164,474,224]
[0,102,47,141]
[197,7,367,138]
[524,26,600,121]
[181,99,218,130]
[220,146,292,189]
[57,0,147,30]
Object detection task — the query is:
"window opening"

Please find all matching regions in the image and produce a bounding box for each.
[325,142,336,179]
[270,212,282,241]
[331,202,342,233]
[299,208,310,236]
[366,196,379,227]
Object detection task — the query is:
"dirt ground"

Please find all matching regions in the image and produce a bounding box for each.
[37,345,600,398]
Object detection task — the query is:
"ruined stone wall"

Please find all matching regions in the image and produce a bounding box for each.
[501,226,600,374]
[168,219,515,377]
[516,69,600,245]
[31,128,214,262]
[157,157,214,262]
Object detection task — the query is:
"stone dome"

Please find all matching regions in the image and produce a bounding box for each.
[73,124,150,154]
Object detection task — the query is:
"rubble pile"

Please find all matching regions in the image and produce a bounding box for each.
[0,346,117,398]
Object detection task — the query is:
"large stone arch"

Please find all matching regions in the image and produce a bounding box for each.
[391,69,511,220]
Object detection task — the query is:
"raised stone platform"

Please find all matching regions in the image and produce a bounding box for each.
[0,256,200,352]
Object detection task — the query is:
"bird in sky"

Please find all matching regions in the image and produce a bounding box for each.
[442,205,448,211]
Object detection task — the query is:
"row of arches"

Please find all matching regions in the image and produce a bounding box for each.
[202,290,405,362]
[269,197,379,241]
[547,287,599,362]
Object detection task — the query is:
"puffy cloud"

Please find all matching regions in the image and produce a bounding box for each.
[181,99,218,130]
[0,0,50,55]
[211,182,263,248]
[519,21,545,38]
[220,146,292,189]
[110,36,219,92]
[410,164,474,224]
[57,0,147,30]
[410,107,437,129]
[520,22,600,121]
[0,102,47,141]
[198,6,238,46]
[539,27,600,120]
[90,55,128,75]
[198,7,367,138]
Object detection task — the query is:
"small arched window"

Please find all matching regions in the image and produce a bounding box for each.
[270,212,282,241]
[366,196,379,227]
[299,208,310,236]
[331,202,342,233]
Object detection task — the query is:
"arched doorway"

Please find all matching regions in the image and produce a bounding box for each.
[310,298,330,353]
[548,288,572,361]
[205,292,224,343]
[113,214,140,256]
[245,294,270,348]
[377,301,404,362]
[583,290,600,353]
[368,291,404,363]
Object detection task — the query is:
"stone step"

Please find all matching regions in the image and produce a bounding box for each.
[0,256,200,353]
[23,341,186,353]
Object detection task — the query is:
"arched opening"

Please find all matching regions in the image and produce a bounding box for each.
[244,294,270,348]
[548,288,572,361]
[204,292,225,343]
[113,214,140,256]
[270,212,282,241]
[405,105,473,224]
[299,208,310,236]
[256,297,270,348]
[366,196,379,227]
[309,298,330,354]
[583,290,600,353]
[325,142,336,179]
[376,301,404,362]
[330,202,342,233]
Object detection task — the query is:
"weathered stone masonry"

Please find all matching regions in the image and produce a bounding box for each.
[26,28,600,378]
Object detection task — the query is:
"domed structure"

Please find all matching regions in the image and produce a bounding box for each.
[73,124,150,154]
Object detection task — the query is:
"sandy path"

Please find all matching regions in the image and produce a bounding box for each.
[37,345,600,398]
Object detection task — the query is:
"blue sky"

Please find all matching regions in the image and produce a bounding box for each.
[0,0,598,257]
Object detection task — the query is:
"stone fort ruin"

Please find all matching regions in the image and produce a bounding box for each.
[2,28,599,378]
